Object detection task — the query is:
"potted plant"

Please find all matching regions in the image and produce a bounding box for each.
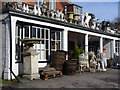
[74,45,84,59]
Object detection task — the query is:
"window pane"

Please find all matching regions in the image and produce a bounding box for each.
[56,32,60,40]
[42,29,44,38]
[51,41,55,49]
[24,26,29,38]
[51,32,55,40]
[74,6,75,14]
[46,40,48,49]
[76,7,77,14]
[56,41,60,50]
[46,30,48,39]
[32,27,36,38]
[46,50,48,60]
[49,0,56,10]
[37,28,40,38]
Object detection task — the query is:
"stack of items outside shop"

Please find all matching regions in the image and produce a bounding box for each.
[79,53,89,72]
[39,65,63,80]
[50,51,66,71]
[51,50,77,75]
[89,51,97,72]
[62,59,77,75]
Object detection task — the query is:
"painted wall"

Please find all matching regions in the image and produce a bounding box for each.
[0,14,3,78]
[2,13,119,80]
[1,14,11,79]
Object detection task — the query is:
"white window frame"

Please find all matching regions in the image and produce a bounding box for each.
[15,25,22,60]
[23,25,31,39]
[31,26,50,60]
[51,31,62,51]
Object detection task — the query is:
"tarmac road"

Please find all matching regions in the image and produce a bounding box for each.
[2,68,120,89]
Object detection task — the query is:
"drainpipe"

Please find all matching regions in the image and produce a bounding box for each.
[9,14,20,83]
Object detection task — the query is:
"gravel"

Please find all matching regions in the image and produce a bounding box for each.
[2,68,120,89]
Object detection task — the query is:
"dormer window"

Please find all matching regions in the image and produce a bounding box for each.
[35,0,43,6]
[66,4,82,15]
[74,5,82,15]
[49,0,56,10]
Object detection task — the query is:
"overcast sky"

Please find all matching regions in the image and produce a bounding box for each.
[73,1,119,22]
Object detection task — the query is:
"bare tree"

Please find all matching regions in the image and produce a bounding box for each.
[112,17,120,31]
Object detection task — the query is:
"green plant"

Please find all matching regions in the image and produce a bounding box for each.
[1,79,12,84]
[74,45,84,59]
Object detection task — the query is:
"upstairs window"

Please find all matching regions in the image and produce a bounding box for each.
[49,0,56,11]
[35,0,43,6]
[74,5,82,15]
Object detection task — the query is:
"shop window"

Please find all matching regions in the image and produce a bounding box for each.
[15,25,22,60]
[31,26,50,60]
[37,28,40,38]
[32,27,36,38]
[15,24,50,64]
[23,25,30,38]
[51,31,62,51]
[116,41,120,55]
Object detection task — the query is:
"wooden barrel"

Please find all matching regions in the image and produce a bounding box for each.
[51,51,66,71]
[63,60,77,75]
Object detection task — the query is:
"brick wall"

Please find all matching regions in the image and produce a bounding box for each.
[22,0,35,6]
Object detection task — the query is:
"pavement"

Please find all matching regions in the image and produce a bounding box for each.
[1,68,120,89]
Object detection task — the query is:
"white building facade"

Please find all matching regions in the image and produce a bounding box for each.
[1,2,120,80]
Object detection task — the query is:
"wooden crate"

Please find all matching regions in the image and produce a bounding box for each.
[40,71,63,80]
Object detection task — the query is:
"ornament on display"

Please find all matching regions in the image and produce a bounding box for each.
[84,12,91,28]
[38,6,42,16]
[22,3,26,12]
[33,5,38,15]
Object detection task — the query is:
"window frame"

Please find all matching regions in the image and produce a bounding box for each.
[51,30,62,51]
[49,0,56,11]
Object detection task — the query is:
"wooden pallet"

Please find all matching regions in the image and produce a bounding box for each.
[40,71,63,80]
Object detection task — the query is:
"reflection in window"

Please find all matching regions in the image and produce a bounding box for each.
[49,0,56,10]
[46,30,48,39]
[51,30,61,51]
[42,29,44,38]
[35,0,43,6]
[15,25,21,60]
[51,32,55,40]
[56,32,60,40]
[32,27,36,38]
[37,28,40,38]
[24,26,29,38]
[56,41,60,50]
[51,41,55,49]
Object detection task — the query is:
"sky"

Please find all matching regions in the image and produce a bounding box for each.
[73,1,119,22]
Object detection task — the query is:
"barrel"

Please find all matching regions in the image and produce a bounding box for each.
[63,60,77,75]
[51,51,66,71]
